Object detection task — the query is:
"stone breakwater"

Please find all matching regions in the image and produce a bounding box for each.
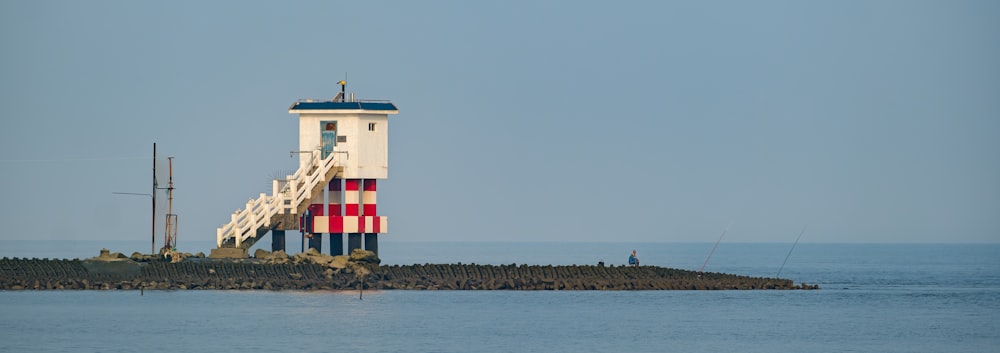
[0,257,817,290]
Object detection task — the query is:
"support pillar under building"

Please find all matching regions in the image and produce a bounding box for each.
[364,233,378,255]
[348,233,362,253]
[272,230,285,252]
[330,233,344,256]
[308,234,322,253]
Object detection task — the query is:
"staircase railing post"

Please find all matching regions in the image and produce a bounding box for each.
[261,193,271,227]
[233,213,241,248]
[247,200,257,243]
[290,179,298,213]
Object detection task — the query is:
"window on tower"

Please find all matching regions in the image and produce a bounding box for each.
[368,123,377,131]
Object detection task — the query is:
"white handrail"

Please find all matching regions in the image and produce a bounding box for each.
[216,150,339,247]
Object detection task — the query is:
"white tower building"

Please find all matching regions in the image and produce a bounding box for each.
[289,95,398,255]
[212,86,398,258]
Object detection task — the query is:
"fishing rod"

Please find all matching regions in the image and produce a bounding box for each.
[777,225,807,278]
[699,221,732,274]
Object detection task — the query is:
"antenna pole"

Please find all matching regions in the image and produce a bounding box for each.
[152,143,157,255]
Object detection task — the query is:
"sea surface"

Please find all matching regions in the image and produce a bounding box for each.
[1,241,998,353]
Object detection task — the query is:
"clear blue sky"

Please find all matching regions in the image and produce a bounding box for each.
[1,1,997,244]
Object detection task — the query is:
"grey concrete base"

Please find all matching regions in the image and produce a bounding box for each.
[364,233,378,255]
[209,247,248,259]
[272,230,286,252]
[330,233,344,256]
[348,233,362,253]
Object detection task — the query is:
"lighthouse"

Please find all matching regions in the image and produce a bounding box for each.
[289,89,397,256]
[211,83,397,258]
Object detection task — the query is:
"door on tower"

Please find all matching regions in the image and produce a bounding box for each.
[321,121,337,159]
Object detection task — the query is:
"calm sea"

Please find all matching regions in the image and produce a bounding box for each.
[1,240,998,353]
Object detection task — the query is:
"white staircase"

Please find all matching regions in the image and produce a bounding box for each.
[216,150,340,249]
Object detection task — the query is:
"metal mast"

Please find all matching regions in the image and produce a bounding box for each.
[152,143,157,255]
[162,157,177,252]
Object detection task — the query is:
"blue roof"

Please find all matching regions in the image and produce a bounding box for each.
[289,101,398,111]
